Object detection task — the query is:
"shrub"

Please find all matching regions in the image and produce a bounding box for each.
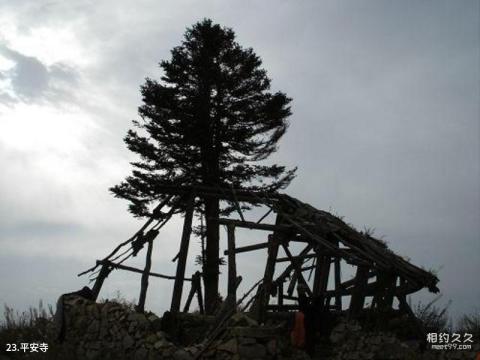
[457,310,480,338]
[412,295,452,333]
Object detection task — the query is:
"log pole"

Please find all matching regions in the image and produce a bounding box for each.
[334,257,342,310]
[227,224,238,301]
[170,194,195,312]
[137,238,154,312]
[92,264,111,300]
[349,265,370,318]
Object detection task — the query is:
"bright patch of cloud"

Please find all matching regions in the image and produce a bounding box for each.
[0,103,94,154]
[0,14,90,67]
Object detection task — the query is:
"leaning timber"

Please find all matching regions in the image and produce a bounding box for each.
[78,184,439,337]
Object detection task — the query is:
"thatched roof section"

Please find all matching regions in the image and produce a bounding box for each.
[148,184,439,294]
[274,194,439,293]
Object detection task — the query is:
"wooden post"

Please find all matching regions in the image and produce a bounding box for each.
[251,214,283,321]
[397,293,426,344]
[384,275,397,309]
[170,194,195,312]
[287,271,298,296]
[334,257,342,310]
[372,273,397,329]
[313,253,330,297]
[273,244,313,285]
[374,273,396,312]
[183,273,198,313]
[137,238,154,312]
[255,234,280,318]
[92,264,111,300]
[278,281,284,309]
[227,224,237,302]
[281,243,313,296]
[196,272,204,314]
[349,265,369,318]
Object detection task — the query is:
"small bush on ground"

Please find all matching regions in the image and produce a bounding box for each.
[412,295,452,333]
[457,310,480,339]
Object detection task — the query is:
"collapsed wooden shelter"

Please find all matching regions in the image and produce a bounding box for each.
[78,184,439,324]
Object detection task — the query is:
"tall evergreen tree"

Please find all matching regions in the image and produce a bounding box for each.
[111,19,296,313]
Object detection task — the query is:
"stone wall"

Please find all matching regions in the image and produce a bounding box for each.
[57,295,195,360]
[55,295,296,360]
[54,295,478,360]
[329,318,480,360]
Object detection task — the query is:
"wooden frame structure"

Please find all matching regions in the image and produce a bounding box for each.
[79,184,439,323]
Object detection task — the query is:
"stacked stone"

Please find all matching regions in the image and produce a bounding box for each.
[59,295,195,360]
[200,313,285,360]
[57,296,290,360]
[328,319,480,360]
[57,295,480,360]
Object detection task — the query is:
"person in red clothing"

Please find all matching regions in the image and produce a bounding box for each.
[291,283,328,357]
[291,310,306,348]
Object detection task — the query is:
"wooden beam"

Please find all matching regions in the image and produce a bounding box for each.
[237,278,262,309]
[276,253,317,263]
[251,215,284,321]
[287,271,298,296]
[267,304,300,311]
[152,183,281,204]
[170,194,195,313]
[349,265,370,318]
[397,294,426,343]
[277,248,356,260]
[92,264,112,300]
[184,271,202,313]
[273,244,313,285]
[224,242,269,256]
[339,270,376,290]
[217,218,291,232]
[334,257,342,310]
[137,238,154,312]
[374,273,397,311]
[230,186,245,222]
[78,201,172,277]
[96,260,190,281]
[281,213,367,264]
[278,281,284,308]
[256,208,273,224]
[183,281,196,313]
[256,235,280,318]
[324,278,421,298]
[227,224,237,301]
[281,243,313,297]
[195,272,204,314]
[313,254,330,297]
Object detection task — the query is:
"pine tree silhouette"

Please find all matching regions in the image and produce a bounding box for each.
[111,19,296,313]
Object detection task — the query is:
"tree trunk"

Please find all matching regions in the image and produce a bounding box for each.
[204,196,220,314]
[199,79,221,315]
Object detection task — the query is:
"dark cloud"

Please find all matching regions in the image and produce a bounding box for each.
[0,221,85,238]
[0,44,78,104]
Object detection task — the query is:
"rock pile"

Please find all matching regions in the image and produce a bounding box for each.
[329,320,419,360]
[53,296,479,360]
[200,313,284,359]
[328,318,480,360]
[56,295,195,360]
[55,295,298,360]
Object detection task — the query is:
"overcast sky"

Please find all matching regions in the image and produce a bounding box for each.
[0,0,478,322]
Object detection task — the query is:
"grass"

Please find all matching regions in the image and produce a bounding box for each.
[1,296,478,358]
[457,310,480,339]
[412,296,480,340]
[412,295,453,333]
[0,300,60,358]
